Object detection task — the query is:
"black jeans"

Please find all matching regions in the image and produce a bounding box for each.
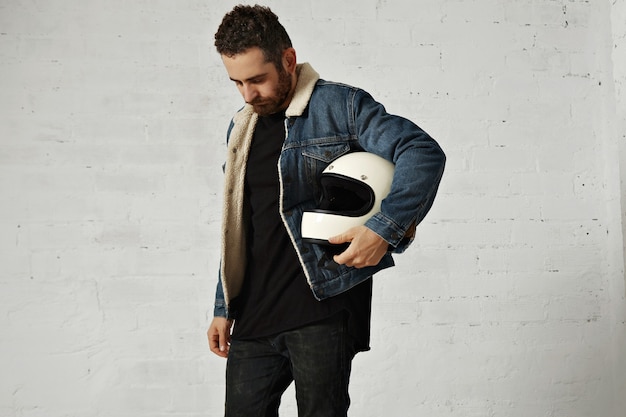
[225,313,357,417]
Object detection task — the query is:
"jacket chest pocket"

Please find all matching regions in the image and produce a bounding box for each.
[300,142,352,195]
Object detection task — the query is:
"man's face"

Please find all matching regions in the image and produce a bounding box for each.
[221,47,293,116]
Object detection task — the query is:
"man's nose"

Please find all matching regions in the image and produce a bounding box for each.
[242,84,258,103]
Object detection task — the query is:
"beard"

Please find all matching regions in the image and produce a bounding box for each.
[250,68,292,116]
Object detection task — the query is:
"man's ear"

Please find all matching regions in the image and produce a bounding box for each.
[283,47,297,74]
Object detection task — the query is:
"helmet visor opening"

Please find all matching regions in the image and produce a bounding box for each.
[317,175,374,217]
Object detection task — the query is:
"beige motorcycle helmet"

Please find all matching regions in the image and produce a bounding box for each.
[301,152,395,245]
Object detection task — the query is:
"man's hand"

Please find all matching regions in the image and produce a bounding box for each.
[207,316,234,358]
[328,226,389,268]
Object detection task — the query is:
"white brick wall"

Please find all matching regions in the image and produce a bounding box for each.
[1,0,625,416]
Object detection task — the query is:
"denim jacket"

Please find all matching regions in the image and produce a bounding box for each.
[213,63,445,318]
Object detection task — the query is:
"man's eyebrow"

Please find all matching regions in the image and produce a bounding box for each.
[229,73,269,83]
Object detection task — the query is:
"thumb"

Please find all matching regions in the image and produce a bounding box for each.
[328,234,343,244]
[219,328,231,353]
[328,231,353,245]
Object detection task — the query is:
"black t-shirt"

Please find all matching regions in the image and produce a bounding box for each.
[230,110,372,351]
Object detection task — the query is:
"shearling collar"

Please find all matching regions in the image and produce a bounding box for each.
[286,63,320,117]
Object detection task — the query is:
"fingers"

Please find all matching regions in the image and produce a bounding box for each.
[331,226,388,268]
[218,329,231,356]
[207,318,232,358]
[329,230,356,266]
[333,246,376,268]
[208,333,228,358]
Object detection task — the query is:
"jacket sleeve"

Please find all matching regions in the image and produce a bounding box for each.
[213,269,228,318]
[351,89,446,253]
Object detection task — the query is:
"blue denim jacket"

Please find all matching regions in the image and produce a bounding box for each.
[214,63,445,318]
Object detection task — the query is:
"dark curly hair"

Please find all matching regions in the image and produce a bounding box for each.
[215,4,293,70]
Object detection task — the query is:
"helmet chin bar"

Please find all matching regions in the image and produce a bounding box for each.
[301,211,374,243]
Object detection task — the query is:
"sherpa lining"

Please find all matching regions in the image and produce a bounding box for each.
[219,63,320,306]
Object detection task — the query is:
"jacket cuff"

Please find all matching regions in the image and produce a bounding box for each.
[364,212,413,253]
[213,301,227,318]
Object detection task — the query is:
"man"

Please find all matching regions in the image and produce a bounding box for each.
[207,5,445,416]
